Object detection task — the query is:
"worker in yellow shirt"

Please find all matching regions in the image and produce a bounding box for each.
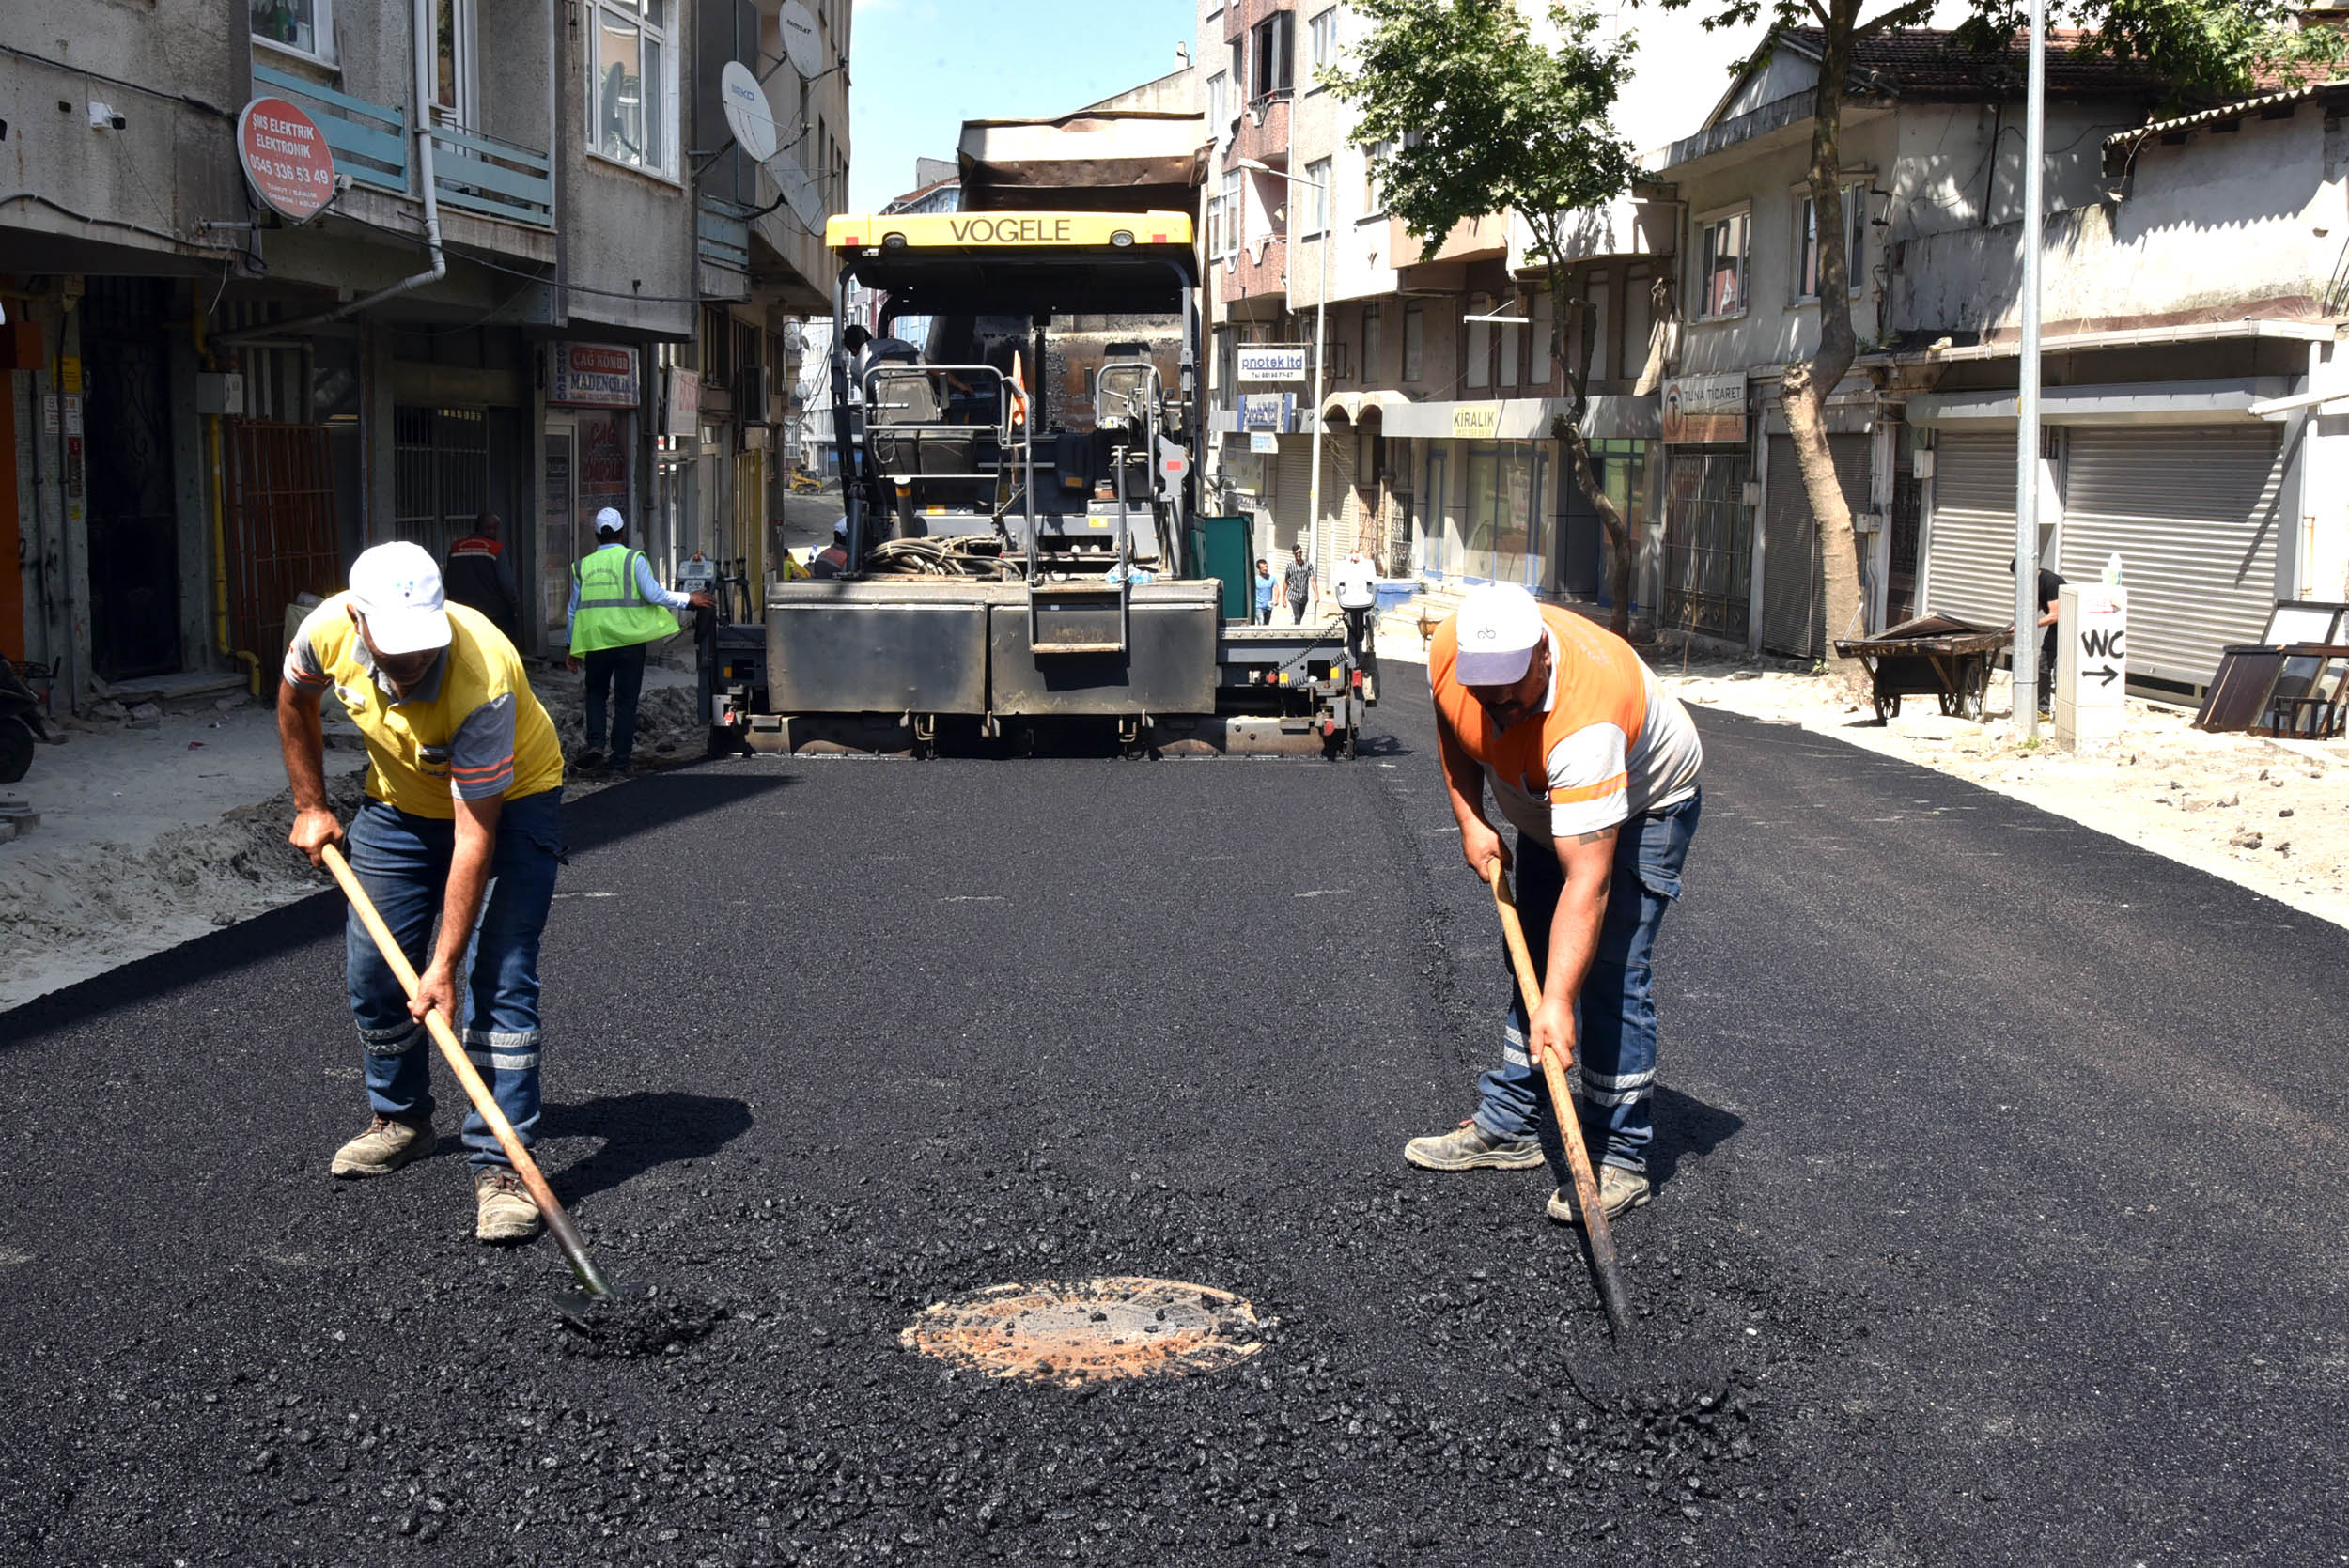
[278,541,567,1245]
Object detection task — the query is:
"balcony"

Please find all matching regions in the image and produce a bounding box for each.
[1221,234,1288,305]
[429,124,552,229]
[251,63,408,194]
[1233,92,1291,167]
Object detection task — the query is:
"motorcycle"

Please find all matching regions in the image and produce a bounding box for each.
[0,659,54,785]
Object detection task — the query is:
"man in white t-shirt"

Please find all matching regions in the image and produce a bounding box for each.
[1403,583,1703,1226]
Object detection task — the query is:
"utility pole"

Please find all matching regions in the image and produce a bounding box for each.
[2013,0,2046,740]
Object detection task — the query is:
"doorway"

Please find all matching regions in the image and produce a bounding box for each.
[81,278,182,678]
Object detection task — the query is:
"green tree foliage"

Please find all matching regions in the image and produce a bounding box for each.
[1324,0,1646,632]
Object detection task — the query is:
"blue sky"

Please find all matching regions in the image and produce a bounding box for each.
[848,0,1198,211]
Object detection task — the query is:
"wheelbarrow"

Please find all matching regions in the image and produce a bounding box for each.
[1833,613,2013,724]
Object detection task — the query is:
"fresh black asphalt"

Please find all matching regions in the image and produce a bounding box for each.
[3,680,2344,1565]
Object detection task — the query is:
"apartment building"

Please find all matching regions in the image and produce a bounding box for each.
[3,0,846,704]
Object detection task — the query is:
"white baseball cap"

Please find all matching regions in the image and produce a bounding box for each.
[1453,582,1546,687]
[595,505,627,535]
[348,541,452,656]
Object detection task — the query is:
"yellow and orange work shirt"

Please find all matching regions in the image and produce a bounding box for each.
[284,595,565,818]
[1429,604,1702,847]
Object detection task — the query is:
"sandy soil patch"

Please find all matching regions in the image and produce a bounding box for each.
[1374,624,2348,930]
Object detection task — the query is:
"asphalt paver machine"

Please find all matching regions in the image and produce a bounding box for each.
[716,210,1373,758]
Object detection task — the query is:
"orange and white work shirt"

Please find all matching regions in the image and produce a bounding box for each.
[1429,605,1703,846]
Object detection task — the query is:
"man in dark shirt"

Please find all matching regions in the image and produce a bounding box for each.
[2012,558,2064,716]
[1283,543,1318,625]
[443,512,521,644]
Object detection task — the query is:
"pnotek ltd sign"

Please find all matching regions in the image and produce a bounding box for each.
[1237,347,1309,383]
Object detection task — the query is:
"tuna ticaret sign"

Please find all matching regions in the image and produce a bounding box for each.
[237,97,337,224]
[549,344,641,408]
[1660,371,1746,444]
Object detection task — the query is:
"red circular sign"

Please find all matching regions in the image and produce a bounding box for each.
[237,97,337,224]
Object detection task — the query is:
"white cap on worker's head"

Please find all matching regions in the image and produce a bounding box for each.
[347,541,452,656]
[595,505,626,536]
[1453,583,1546,687]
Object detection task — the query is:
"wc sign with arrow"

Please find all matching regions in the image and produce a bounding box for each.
[2055,582,2128,744]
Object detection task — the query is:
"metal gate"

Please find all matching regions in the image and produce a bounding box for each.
[2059,425,2286,687]
[225,421,343,660]
[1658,451,1750,641]
[1920,431,2017,627]
[1760,432,1869,657]
[80,278,182,677]
[392,405,488,558]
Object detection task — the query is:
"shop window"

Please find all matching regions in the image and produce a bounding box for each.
[591,0,675,177]
[252,0,334,62]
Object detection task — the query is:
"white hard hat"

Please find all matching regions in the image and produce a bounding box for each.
[348,541,451,657]
[595,505,626,535]
[1453,583,1545,687]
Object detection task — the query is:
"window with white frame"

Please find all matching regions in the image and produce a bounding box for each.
[1221,170,1242,258]
[1363,140,1392,214]
[1465,294,1491,390]
[1309,8,1338,73]
[1206,71,1228,139]
[252,0,334,61]
[1403,303,1423,381]
[1530,291,1553,383]
[1796,184,1867,301]
[1362,303,1382,383]
[1303,158,1332,235]
[1695,207,1749,319]
[591,0,675,176]
[1205,190,1225,262]
[1498,298,1520,389]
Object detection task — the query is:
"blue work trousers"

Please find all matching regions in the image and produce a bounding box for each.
[1470,791,1702,1174]
[344,790,563,1168]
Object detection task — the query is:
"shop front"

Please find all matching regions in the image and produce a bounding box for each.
[542,343,641,648]
[1657,371,1753,645]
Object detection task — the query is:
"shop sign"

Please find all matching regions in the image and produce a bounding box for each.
[1450,402,1501,439]
[664,366,701,438]
[237,97,337,224]
[1237,346,1309,383]
[1250,430,1280,453]
[1661,371,1746,443]
[550,343,640,408]
[1238,392,1295,432]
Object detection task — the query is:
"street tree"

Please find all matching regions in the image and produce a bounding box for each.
[1644,0,2341,687]
[1324,0,1642,632]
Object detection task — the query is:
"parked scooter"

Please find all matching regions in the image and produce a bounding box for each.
[0,659,53,785]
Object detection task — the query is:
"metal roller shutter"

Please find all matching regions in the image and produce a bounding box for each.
[1921,431,2017,628]
[1273,441,1315,557]
[2059,425,2285,687]
[1760,433,1869,657]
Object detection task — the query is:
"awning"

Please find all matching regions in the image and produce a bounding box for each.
[1318,390,1412,423]
[1906,378,2294,428]
[1380,395,1659,442]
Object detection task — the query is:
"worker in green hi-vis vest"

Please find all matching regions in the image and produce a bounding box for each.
[563,506,714,772]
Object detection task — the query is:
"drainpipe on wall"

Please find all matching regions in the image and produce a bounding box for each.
[212,0,448,348]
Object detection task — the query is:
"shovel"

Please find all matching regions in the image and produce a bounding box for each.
[322,843,618,1306]
[1486,860,1636,1341]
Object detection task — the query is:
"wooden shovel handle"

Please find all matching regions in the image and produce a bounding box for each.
[322,844,612,1297]
[1486,859,1635,1340]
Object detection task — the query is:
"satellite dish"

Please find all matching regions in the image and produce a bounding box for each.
[719,61,779,163]
[766,152,825,231]
[777,0,824,80]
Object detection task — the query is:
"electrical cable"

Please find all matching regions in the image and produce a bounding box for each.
[0,192,243,253]
[0,41,231,118]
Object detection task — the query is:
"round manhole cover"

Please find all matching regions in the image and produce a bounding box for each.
[900,1276,1265,1386]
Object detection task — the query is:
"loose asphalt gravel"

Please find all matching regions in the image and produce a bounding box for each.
[3,683,2345,1566]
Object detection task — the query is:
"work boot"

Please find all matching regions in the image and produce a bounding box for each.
[1403,1118,1544,1172]
[330,1115,436,1178]
[575,748,605,773]
[474,1167,543,1245]
[1546,1167,1652,1225]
